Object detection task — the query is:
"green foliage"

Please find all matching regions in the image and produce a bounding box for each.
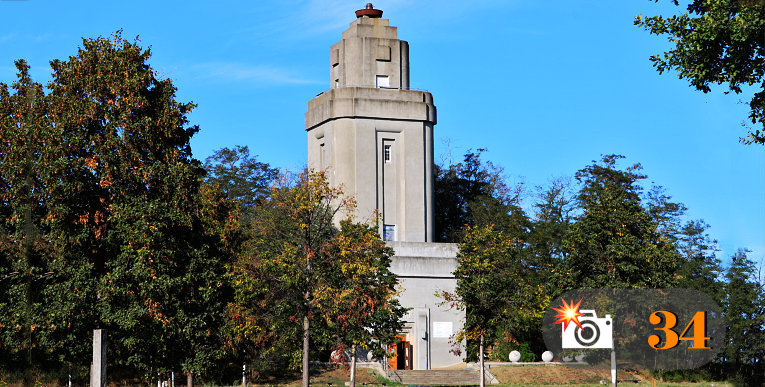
[227,170,339,374]
[451,225,547,360]
[636,0,765,145]
[530,178,576,262]
[486,332,537,362]
[721,249,765,368]
[203,145,278,225]
[527,177,577,300]
[560,155,681,289]
[435,150,556,360]
[0,32,238,381]
[646,185,688,242]
[0,59,70,380]
[434,149,526,242]
[675,220,724,299]
[442,151,762,384]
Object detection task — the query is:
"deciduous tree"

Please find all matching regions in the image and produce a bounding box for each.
[317,221,406,387]
[1,32,238,382]
[528,177,577,288]
[636,0,765,145]
[675,220,723,300]
[228,170,404,387]
[447,225,546,386]
[0,60,70,381]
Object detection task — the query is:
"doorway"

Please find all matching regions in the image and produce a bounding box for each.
[387,335,413,370]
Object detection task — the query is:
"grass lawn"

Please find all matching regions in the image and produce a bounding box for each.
[1,365,737,386]
[245,365,736,386]
[490,364,734,386]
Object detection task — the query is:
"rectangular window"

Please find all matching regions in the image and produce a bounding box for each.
[383,144,391,162]
[383,224,396,241]
[376,75,389,88]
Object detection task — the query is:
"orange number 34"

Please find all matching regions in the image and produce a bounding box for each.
[648,311,710,350]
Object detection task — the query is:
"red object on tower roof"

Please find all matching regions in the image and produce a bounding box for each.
[355,3,383,18]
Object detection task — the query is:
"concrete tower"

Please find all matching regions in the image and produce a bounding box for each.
[305,5,463,370]
[305,3,437,242]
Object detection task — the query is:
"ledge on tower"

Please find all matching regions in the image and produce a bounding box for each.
[305,87,436,130]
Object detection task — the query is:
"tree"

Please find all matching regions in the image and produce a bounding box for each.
[675,220,723,299]
[528,177,577,278]
[644,187,725,296]
[203,145,278,225]
[721,249,765,382]
[227,170,404,387]
[0,60,68,382]
[434,149,526,242]
[1,33,239,382]
[636,0,765,145]
[645,185,688,242]
[317,221,406,387]
[48,32,239,380]
[560,155,681,289]
[447,225,546,387]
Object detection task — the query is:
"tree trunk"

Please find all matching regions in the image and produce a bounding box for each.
[186,372,193,387]
[349,344,357,387]
[303,314,310,387]
[479,334,485,387]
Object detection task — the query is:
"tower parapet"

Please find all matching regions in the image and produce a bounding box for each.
[332,4,407,89]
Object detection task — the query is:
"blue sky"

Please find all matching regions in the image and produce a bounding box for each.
[2,0,763,270]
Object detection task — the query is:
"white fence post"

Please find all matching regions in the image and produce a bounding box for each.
[90,329,106,387]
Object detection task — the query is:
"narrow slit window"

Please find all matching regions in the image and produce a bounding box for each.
[384,144,392,162]
[320,143,326,168]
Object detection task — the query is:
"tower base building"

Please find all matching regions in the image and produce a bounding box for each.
[387,242,463,369]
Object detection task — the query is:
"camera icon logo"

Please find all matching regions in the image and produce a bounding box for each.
[561,309,613,349]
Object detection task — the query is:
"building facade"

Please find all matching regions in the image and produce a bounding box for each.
[304,4,464,369]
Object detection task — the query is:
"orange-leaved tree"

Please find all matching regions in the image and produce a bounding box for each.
[317,220,406,387]
[227,169,405,387]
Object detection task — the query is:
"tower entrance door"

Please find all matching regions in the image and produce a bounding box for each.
[387,335,413,370]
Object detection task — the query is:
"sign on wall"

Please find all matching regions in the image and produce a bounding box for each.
[433,322,452,338]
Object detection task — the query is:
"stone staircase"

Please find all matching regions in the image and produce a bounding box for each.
[386,369,481,386]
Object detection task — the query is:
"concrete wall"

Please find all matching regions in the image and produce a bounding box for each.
[388,242,465,369]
